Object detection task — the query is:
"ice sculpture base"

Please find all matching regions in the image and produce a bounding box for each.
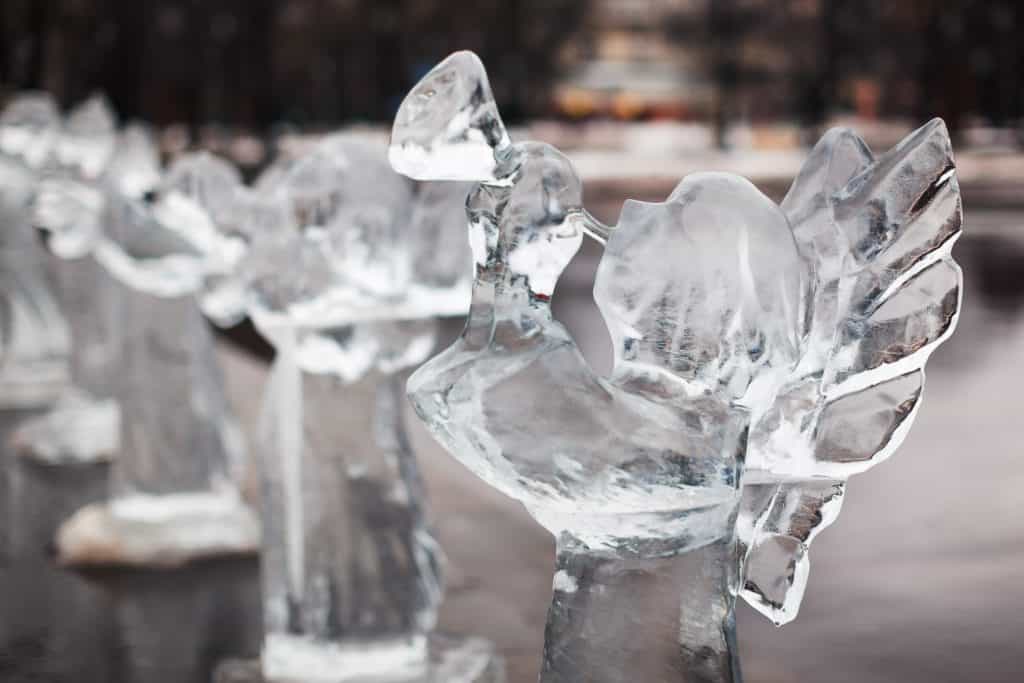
[55,490,260,567]
[9,390,119,464]
[214,634,505,683]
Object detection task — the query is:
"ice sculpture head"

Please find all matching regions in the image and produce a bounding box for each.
[34,109,158,260]
[28,93,118,256]
[0,92,60,169]
[139,150,270,324]
[242,134,474,381]
[0,94,61,248]
[245,134,415,324]
[56,94,117,181]
[390,51,511,183]
[467,142,585,301]
[595,173,803,403]
[161,151,243,231]
[81,146,251,308]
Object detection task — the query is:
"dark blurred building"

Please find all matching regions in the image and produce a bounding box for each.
[0,0,590,129]
[2,0,1023,140]
[552,0,1024,139]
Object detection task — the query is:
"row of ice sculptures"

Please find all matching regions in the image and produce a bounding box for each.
[0,51,962,682]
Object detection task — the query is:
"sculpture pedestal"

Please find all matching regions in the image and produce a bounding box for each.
[540,531,741,683]
[214,633,505,683]
[55,489,260,567]
[9,389,119,464]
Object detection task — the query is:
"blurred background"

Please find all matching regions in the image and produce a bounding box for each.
[4,0,1024,160]
[1,1,1023,682]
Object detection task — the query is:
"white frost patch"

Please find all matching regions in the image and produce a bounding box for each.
[56,490,260,567]
[552,570,578,594]
[263,633,427,683]
[12,392,119,464]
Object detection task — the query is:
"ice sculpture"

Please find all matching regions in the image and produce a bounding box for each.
[11,95,122,464]
[391,52,962,682]
[53,136,258,566]
[203,134,501,683]
[0,93,70,408]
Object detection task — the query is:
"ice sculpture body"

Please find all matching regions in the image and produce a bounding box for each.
[258,332,447,682]
[216,135,498,682]
[0,93,70,408]
[391,51,962,682]
[53,135,257,566]
[12,95,123,463]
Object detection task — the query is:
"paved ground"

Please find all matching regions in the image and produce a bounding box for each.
[1,205,1022,682]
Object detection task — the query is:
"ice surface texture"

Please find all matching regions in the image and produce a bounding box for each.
[391,51,961,681]
[0,93,71,408]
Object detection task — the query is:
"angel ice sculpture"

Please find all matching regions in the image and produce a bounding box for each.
[39,124,258,566]
[10,94,125,464]
[201,135,502,683]
[390,52,962,682]
[0,93,71,408]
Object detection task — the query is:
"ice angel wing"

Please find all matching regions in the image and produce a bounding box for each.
[741,119,963,623]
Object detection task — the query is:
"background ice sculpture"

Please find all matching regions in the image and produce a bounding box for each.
[50,132,258,566]
[209,135,502,683]
[0,93,70,408]
[390,51,962,682]
[11,94,123,464]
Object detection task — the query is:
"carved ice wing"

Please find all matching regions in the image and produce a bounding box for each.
[751,119,961,478]
[594,172,805,403]
[827,120,961,379]
[740,127,874,625]
[742,120,963,625]
[389,50,511,183]
[739,479,845,623]
[818,119,961,474]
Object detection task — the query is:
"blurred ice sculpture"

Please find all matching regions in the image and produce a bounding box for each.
[12,94,122,464]
[0,93,70,408]
[391,51,962,682]
[53,136,258,566]
[214,134,501,683]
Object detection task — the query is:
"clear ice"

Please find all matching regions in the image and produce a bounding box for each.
[391,51,962,681]
[13,95,123,462]
[40,107,257,564]
[226,135,495,681]
[0,93,71,408]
